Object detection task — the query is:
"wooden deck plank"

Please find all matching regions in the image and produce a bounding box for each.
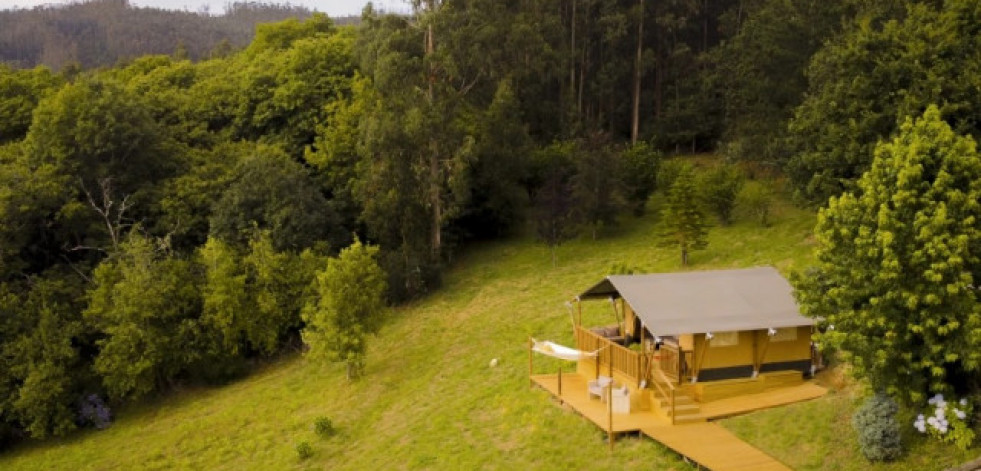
[641,423,791,471]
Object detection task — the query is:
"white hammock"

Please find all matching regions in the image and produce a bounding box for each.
[532,339,602,361]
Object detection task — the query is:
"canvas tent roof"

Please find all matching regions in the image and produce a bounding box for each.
[578,267,813,336]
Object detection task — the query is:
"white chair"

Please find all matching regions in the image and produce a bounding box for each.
[588,375,613,401]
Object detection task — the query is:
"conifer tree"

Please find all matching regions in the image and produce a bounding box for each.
[658,165,708,266]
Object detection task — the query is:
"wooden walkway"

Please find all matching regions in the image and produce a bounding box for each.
[532,373,825,470]
[641,422,791,471]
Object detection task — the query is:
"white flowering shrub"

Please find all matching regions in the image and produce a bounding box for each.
[913,394,975,450]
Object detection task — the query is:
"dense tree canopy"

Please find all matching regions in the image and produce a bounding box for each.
[788,0,981,203]
[84,232,201,401]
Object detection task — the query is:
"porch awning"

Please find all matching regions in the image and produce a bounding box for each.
[578,266,813,336]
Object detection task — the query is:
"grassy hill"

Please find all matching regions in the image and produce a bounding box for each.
[1,187,977,470]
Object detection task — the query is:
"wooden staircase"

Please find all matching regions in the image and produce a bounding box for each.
[649,370,703,423]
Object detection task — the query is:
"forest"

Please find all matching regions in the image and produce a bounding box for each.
[0,0,360,69]
[1,0,981,451]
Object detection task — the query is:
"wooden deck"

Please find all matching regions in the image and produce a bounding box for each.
[531,372,826,470]
[531,373,664,432]
[641,422,791,471]
[696,382,827,420]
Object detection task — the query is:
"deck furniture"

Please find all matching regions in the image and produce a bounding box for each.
[587,375,613,401]
[610,385,630,413]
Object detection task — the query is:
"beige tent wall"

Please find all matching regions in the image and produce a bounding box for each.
[695,331,756,370]
[762,326,812,363]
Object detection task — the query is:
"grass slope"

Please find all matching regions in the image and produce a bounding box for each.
[2,192,975,470]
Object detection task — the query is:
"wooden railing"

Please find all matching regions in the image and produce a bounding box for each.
[575,326,643,384]
[652,367,677,425]
[658,343,693,385]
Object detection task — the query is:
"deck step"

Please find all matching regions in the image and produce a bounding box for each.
[671,414,707,424]
[654,395,696,408]
[666,403,701,416]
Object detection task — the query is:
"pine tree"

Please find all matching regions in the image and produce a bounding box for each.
[658,165,708,266]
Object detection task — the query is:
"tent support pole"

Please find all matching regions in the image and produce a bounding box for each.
[755,331,772,378]
[693,335,710,383]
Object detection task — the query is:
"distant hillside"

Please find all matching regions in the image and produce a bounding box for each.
[0,0,357,69]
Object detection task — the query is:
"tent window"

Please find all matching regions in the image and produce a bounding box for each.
[771,327,798,342]
[710,331,739,347]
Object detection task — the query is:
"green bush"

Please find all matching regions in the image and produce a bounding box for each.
[697,164,744,225]
[738,182,773,227]
[607,262,646,275]
[853,393,902,462]
[295,440,313,460]
[314,416,334,437]
[619,142,660,216]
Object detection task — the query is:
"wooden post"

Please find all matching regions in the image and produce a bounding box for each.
[558,365,563,398]
[635,355,640,387]
[608,382,614,451]
[610,298,622,336]
[755,331,772,378]
[671,388,676,425]
[639,323,647,386]
[595,348,600,380]
[577,298,582,326]
[692,334,711,383]
[528,338,533,388]
[608,348,613,379]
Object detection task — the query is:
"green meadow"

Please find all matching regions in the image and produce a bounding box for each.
[2,190,976,470]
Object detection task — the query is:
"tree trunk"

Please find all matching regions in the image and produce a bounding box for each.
[681,247,688,266]
[652,2,662,120]
[702,0,709,53]
[570,0,577,98]
[631,0,644,144]
[578,42,586,116]
[430,139,441,261]
[425,8,442,262]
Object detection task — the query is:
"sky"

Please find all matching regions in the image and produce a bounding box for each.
[0,0,410,17]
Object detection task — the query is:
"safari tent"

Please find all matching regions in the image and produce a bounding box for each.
[529,266,827,451]
[577,266,816,385]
